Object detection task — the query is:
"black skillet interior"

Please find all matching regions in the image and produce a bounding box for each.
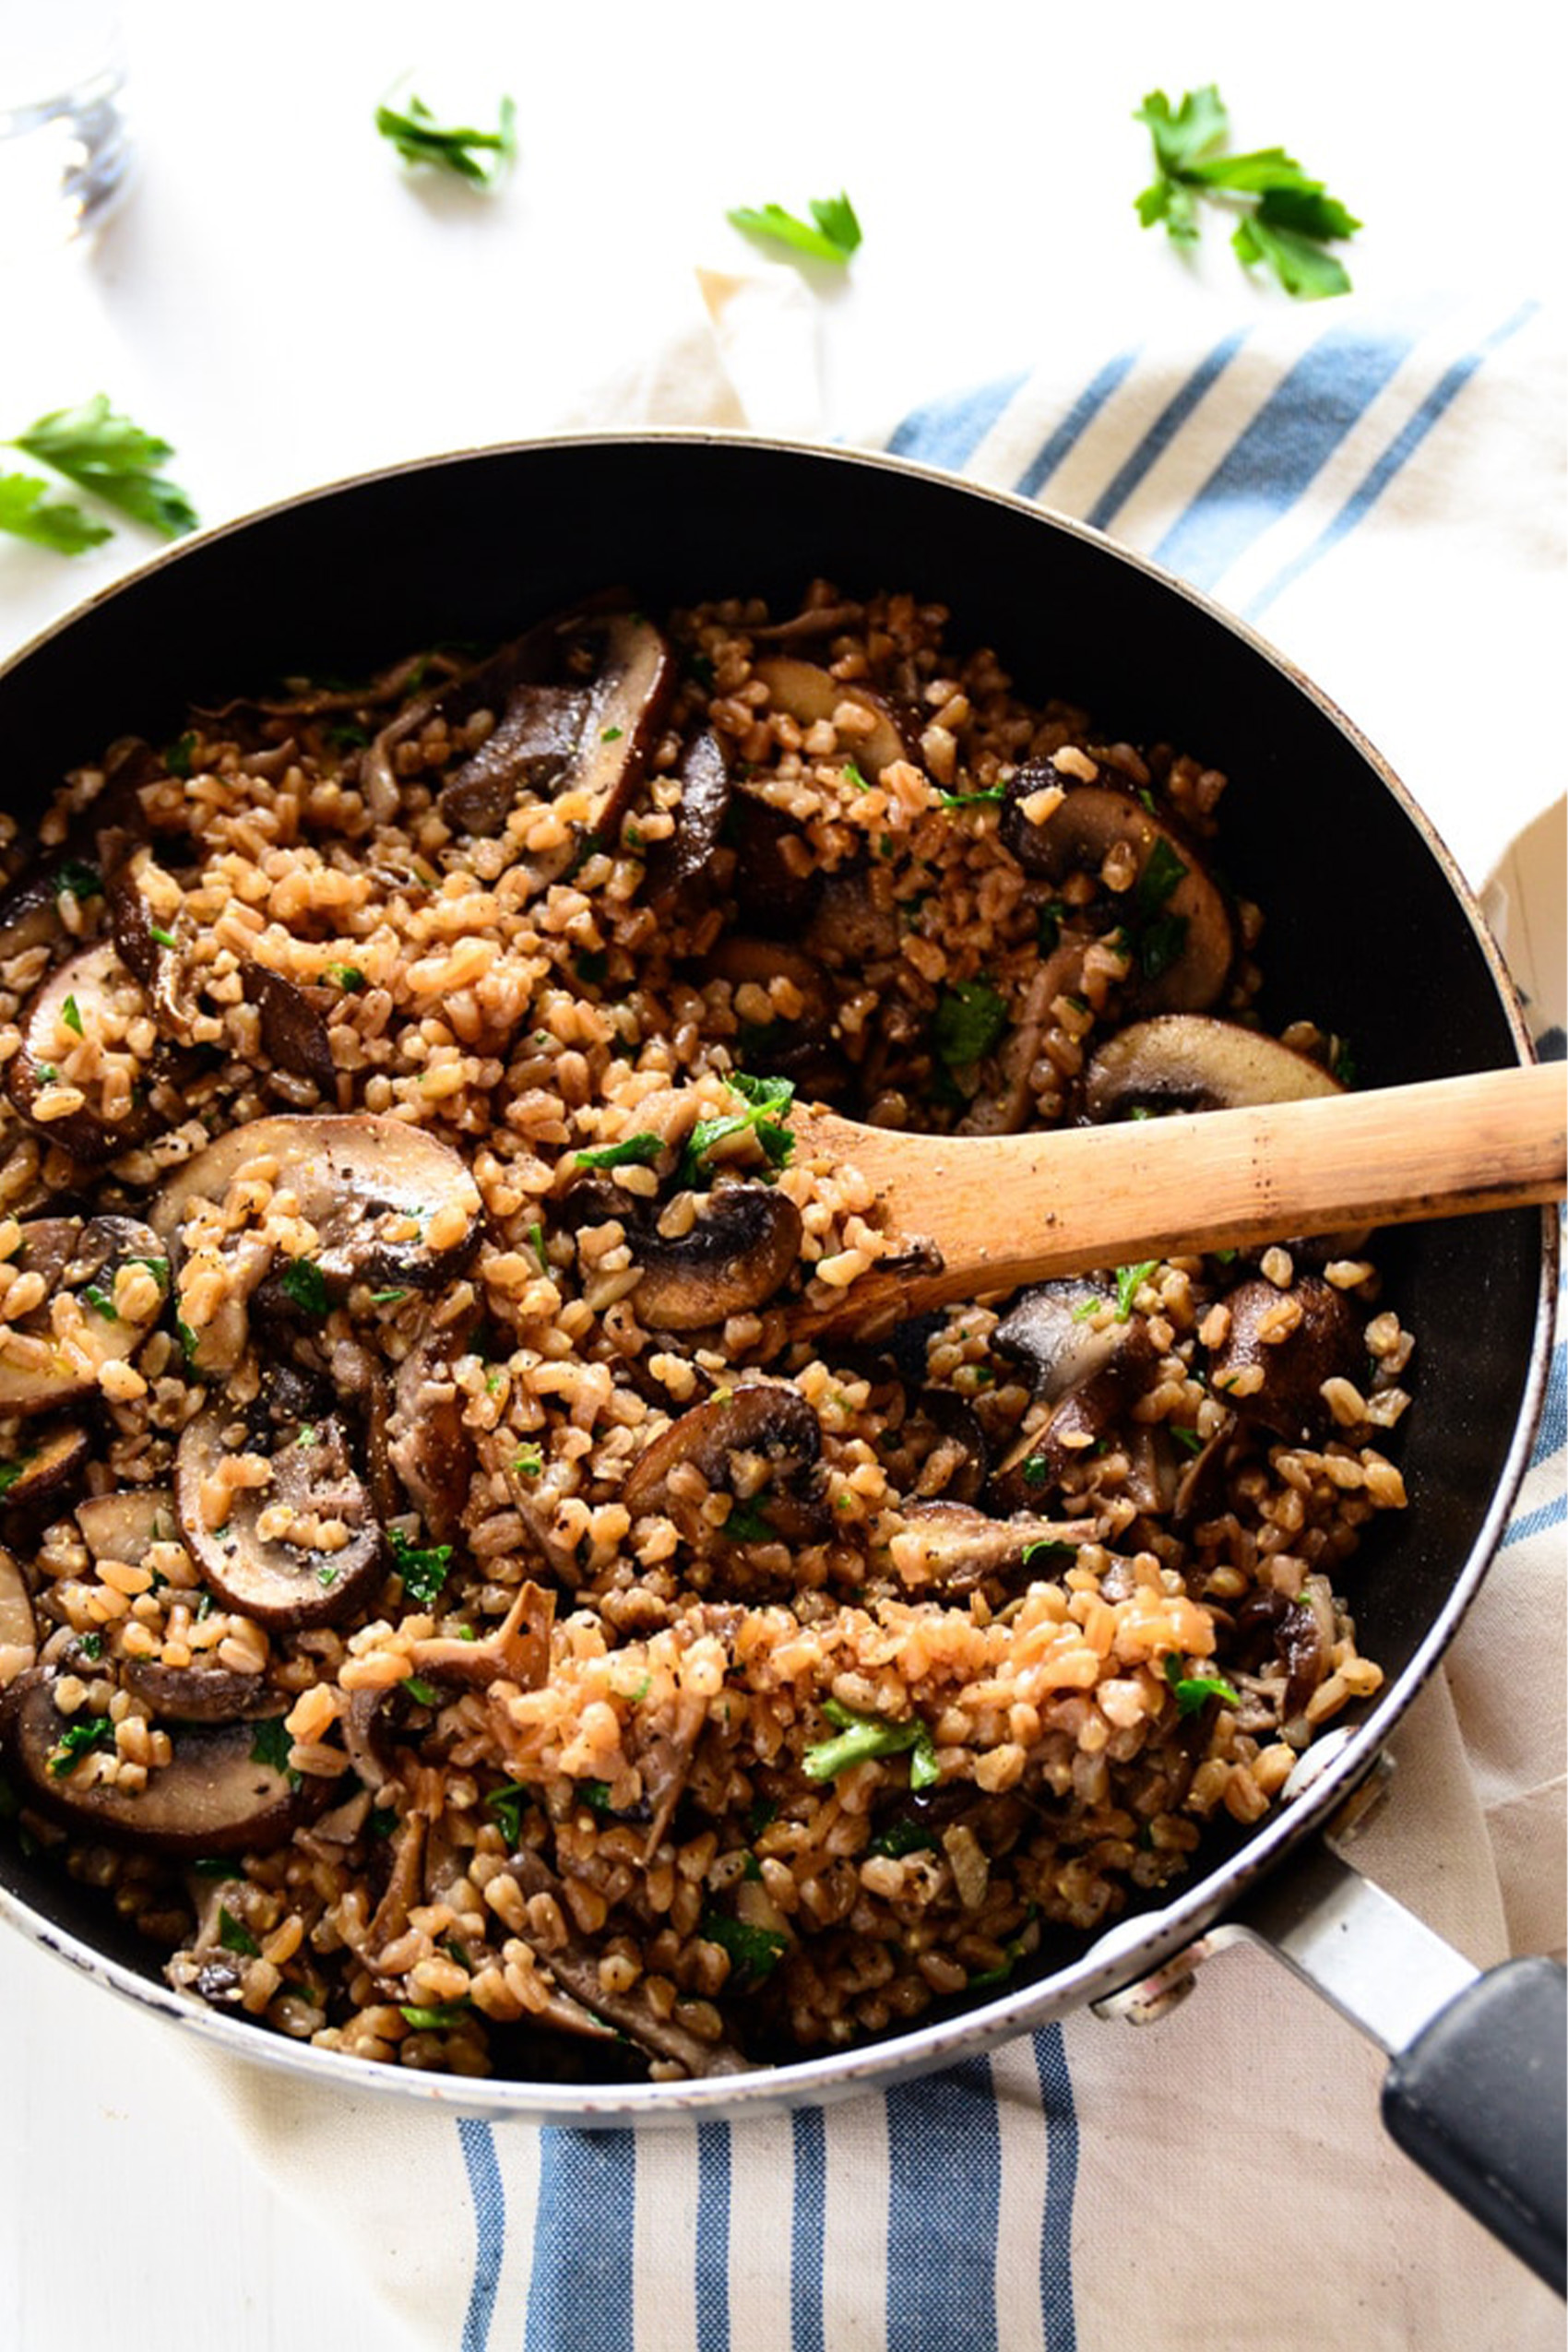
[0,434,1546,1996]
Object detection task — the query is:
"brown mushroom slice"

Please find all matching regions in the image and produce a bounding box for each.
[409,1580,554,1690]
[1085,1015,1346,1121]
[240,963,339,1099]
[0,1545,37,1685]
[992,1279,1138,1405]
[1001,765,1234,1014]
[888,1500,1099,1592]
[0,1672,309,1854]
[642,730,731,911]
[0,1213,168,1417]
[988,1278,1160,1508]
[118,1657,275,1722]
[76,1485,178,1565]
[437,684,593,836]
[753,657,909,781]
[151,1112,484,1305]
[563,1176,802,1334]
[5,941,159,1162]
[1206,1274,1365,1443]
[803,867,902,970]
[386,1313,479,1544]
[174,1395,383,1629]
[623,1383,822,1528]
[0,859,74,962]
[0,1424,90,1515]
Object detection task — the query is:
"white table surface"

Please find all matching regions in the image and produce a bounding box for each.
[1,5,1561,2345]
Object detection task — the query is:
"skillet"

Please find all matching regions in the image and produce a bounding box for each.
[0,433,1559,2287]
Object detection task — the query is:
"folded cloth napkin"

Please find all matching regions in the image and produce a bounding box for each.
[197,283,1566,2352]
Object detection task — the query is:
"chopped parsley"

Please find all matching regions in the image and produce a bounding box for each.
[79,1282,118,1321]
[727,189,861,267]
[175,1317,202,1369]
[60,993,84,1035]
[164,734,197,778]
[573,1130,664,1170]
[249,1718,295,1774]
[678,1070,796,1187]
[399,2000,472,2030]
[325,964,366,992]
[388,1526,454,1607]
[967,1936,1031,1992]
[1114,1260,1158,1318]
[1162,1653,1241,1716]
[868,1816,941,1859]
[842,758,870,792]
[374,90,517,188]
[485,1781,529,1846]
[279,1256,331,1315]
[1,395,198,553]
[1021,1537,1078,1567]
[401,1674,440,1707]
[699,1907,789,1984]
[1134,85,1360,300]
[148,922,178,949]
[190,1857,243,1878]
[932,979,1008,1073]
[512,1445,544,1480]
[368,1287,409,1305]
[0,1455,35,1495]
[576,1778,615,1817]
[1170,1424,1206,1455]
[526,1220,547,1270]
[722,1498,775,1545]
[77,1632,102,1661]
[218,1907,262,1957]
[937,785,1008,809]
[803,1699,940,1789]
[48,1715,114,1775]
[53,859,102,900]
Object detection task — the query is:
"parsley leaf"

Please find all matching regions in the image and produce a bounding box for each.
[279,1256,330,1315]
[573,1131,664,1170]
[387,1526,454,1608]
[0,471,112,553]
[727,189,861,266]
[485,1780,529,1846]
[932,980,1008,1073]
[1134,86,1359,300]
[218,1906,263,1957]
[249,1717,295,1774]
[1162,1653,1241,1716]
[49,1715,114,1776]
[6,396,198,538]
[374,90,518,188]
[700,1907,789,1984]
[399,2000,472,2030]
[678,1070,797,1188]
[1114,1260,1158,1318]
[803,1699,940,1788]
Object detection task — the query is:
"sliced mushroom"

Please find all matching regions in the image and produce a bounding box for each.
[407,1579,553,1689]
[623,1382,823,1533]
[988,1277,1160,1508]
[174,1388,383,1629]
[1233,1586,1328,1722]
[76,1485,178,1564]
[386,1313,479,1543]
[563,1176,802,1333]
[642,730,731,912]
[1084,1015,1345,1121]
[0,1424,90,1515]
[0,1545,37,1686]
[0,1214,168,1416]
[1001,764,1234,1014]
[5,941,159,1161]
[747,600,867,645]
[726,795,820,930]
[430,607,678,843]
[0,859,77,963]
[240,963,339,1099]
[803,867,902,970]
[888,1500,1099,1591]
[0,1671,312,1853]
[1206,1274,1364,1443]
[118,1657,275,1722]
[151,1113,484,1370]
[753,657,910,781]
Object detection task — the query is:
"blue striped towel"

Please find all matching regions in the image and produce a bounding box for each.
[204,291,1566,2352]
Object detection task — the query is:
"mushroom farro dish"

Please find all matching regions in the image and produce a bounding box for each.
[0,584,1413,2082]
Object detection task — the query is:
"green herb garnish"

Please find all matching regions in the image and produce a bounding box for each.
[803,1699,940,1788]
[937,786,1008,809]
[399,2000,472,2030]
[401,1674,439,1707]
[374,90,517,188]
[678,1069,797,1187]
[325,964,366,992]
[1021,1537,1079,1567]
[1,396,197,552]
[163,733,197,778]
[387,1526,454,1606]
[368,1287,409,1305]
[190,1857,243,1878]
[48,1714,114,1775]
[576,1778,615,1817]
[1134,85,1360,300]
[60,993,84,1035]
[867,1816,941,1859]
[1162,1653,1241,1716]
[249,1718,294,1774]
[218,1907,263,1957]
[727,189,861,267]
[77,1632,102,1661]
[175,1317,202,1369]
[148,923,177,949]
[53,859,103,900]
[279,1257,331,1315]
[80,1282,119,1321]
[0,1455,35,1495]
[722,1499,775,1545]
[512,1445,543,1480]
[1114,1260,1158,1318]
[699,1907,789,1984]
[932,980,1008,1072]
[572,1130,663,1170]
[485,1781,529,1846]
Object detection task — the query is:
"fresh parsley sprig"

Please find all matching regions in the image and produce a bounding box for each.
[375,89,518,188]
[1134,85,1360,300]
[1,397,198,555]
[728,190,861,267]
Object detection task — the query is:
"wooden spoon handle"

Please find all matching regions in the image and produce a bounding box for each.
[793,1061,1564,1313]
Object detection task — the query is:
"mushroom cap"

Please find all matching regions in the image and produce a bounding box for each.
[175,1391,384,1630]
[564,1175,803,1333]
[5,940,160,1162]
[0,1214,168,1418]
[1206,1274,1365,1442]
[1085,1015,1344,1120]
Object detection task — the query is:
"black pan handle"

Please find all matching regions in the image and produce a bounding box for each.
[1224,1828,1566,2294]
[1383,1955,1565,2296]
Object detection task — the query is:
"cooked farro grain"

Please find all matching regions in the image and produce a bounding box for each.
[0,585,1407,2081]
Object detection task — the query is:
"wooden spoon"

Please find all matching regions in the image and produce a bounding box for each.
[788,1060,1564,1328]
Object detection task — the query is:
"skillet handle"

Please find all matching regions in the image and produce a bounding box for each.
[1382,1956,1565,2298]
[1229,1830,1566,2296]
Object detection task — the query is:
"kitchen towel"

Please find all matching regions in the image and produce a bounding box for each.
[196,279,1565,2352]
